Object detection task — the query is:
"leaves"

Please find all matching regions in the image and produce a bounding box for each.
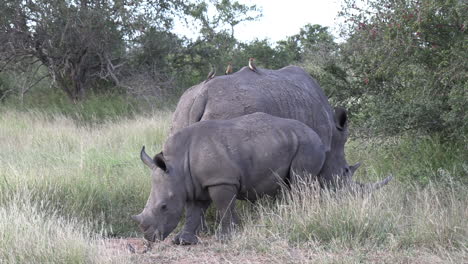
[339,0,467,140]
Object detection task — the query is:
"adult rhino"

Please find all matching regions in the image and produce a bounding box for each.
[170,65,392,189]
[134,113,328,244]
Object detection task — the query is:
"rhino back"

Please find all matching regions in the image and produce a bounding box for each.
[170,66,335,150]
[166,113,324,199]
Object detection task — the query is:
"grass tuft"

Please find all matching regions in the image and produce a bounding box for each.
[0,192,127,263]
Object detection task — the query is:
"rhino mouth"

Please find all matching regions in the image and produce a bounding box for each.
[152,231,163,242]
[144,227,168,242]
[144,230,163,242]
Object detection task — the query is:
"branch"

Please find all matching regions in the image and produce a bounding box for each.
[105,55,123,85]
[0,89,14,101]
[0,55,17,72]
[22,73,50,95]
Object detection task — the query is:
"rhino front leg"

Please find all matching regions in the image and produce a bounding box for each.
[172,200,211,245]
[208,185,239,240]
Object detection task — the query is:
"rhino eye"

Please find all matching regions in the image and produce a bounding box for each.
[161,204,168,211]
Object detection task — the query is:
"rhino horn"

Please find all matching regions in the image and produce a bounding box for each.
[354,175,393,192]
[368,175,393,190]
[131,213,143,223]
[140,146,156,169]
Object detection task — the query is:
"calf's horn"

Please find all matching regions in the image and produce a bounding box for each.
[140,146,156,169]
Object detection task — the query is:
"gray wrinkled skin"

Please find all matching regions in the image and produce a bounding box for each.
[171,65,391,187]
[133,113,327,245]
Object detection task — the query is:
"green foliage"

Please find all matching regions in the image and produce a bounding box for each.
[293,24,336,54]
[339,0,467,140]
[1,85,179,125]
[0,73,11,99]
[238,39,289,69]
[3,90,138,123]
[291,25,347,103]
[0,0,262,101]
[0,0,128,100]
[131,28,184,73]
[347,135,468,185]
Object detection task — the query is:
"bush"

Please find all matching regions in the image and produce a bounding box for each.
[339,0,467,140]
[346,135,467,185]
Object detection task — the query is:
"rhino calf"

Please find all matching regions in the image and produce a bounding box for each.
[133,112,326,245]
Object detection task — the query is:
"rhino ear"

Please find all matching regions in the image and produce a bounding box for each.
[154,152,167,172]
[334,107,348,131]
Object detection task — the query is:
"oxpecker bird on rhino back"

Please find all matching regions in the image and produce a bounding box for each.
[133,113,327,245]
[170,65,392,190]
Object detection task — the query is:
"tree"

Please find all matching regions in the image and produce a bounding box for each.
[213,0,262,38]
[0,0,192,102]
[278,24,347,102]
[238,39,286,69]
[0,59,47,103]
[182,0,261,80]
[339,0,467,139]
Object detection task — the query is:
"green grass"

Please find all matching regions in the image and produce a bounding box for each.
[346,135,467,185]
[0,107,466,263]
[0,108,172,236]
[2,87,178,124]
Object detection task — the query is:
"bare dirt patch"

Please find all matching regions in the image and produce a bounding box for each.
[105,235,465,264]
[105,235,275,264]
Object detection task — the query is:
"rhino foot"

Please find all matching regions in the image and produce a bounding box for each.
[172,232,199,245]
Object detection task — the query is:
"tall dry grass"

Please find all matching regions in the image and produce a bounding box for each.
[0,109,171,236]
[229,179,467,263]
[0,108,171,263]
[0,108,466,263]
[0,192,129,263]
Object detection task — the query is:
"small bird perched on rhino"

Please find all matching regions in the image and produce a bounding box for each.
[248,57,258,73]
[204,65,216,83]
[225,62,233,75]
[133,112,328,245]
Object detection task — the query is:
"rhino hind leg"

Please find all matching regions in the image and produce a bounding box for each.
[172,200,211,245]
[289,145,326,184]
[208,185,240,241]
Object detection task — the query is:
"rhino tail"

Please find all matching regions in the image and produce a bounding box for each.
[189,91,208,124]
